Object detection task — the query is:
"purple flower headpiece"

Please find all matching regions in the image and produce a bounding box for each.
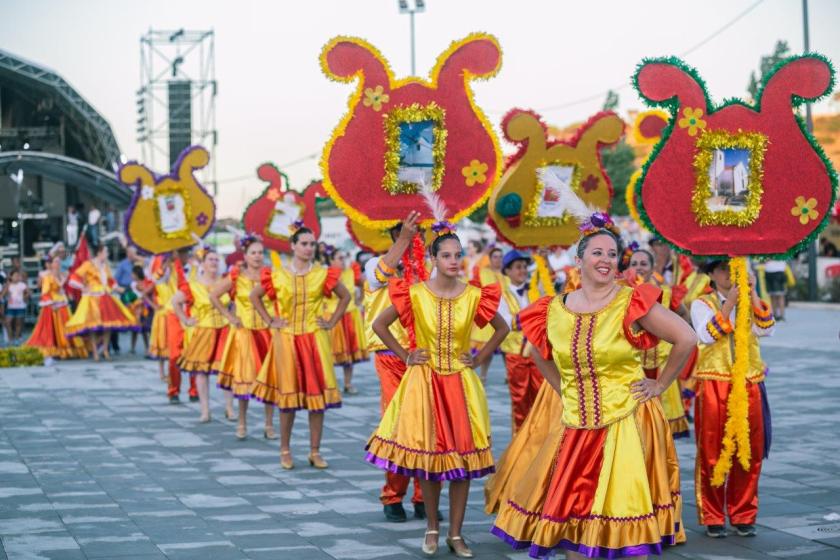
[239,232,262,250]
[431,220,457,237]
[578,212,620,237]
[290,219,306,233]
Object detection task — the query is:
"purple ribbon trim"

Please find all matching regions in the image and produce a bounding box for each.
[364,453,494,482]
[249,392,342,413]
[491,524,678,559]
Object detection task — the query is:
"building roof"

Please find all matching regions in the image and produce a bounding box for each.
[0,48,121,170]
[0,151,129,205]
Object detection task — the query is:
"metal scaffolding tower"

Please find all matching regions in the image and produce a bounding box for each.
[136,29,217,195]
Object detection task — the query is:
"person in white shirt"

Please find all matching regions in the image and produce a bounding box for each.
[689,258,775,539]
[88,205,101,246]
[496,250,543,432]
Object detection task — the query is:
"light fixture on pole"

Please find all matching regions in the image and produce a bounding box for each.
[397,0,426,75]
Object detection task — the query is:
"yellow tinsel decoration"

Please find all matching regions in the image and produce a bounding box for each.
[528,254,556,302]
[711,257,752,486]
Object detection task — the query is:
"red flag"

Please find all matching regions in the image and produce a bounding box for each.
[65,235,89,302]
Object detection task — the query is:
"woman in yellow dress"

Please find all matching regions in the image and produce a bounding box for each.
[492,213,697,559]
[323,247,368,394]
[146,255,172,381]
[171,248,229,422]
[26,255,88,361]
[210,236,275,439]
[469,247,503,382]
[249,226,351,470]
[65,244,137,361]
[368,225,509,558]
[627,247,691,438]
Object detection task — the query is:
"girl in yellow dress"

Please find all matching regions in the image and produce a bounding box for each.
[628,248,691,438]
[210,236,275,439]
[171,248,229,422]
[369,224,509,558]
[147,255,171,381]
[469,247,503,382]
[323,247,368,394]
[26,255,88,361]
[492,213,697,560]
[65,244,137,361]
[250,226,351,470]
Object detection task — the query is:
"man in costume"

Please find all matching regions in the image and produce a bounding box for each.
[691,258,774,538]
[363,211,433,523]
[163,248,198,403]
[496,249,542,433]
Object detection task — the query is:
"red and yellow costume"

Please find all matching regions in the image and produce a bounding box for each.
[163,262,196,398]
[690,292,774,528]
[65,260,137,337]
[497,276,541,432]
[217,266,272,399]
[365,280,501,481]
[147,257,171,361]
[470,267,502,353]
[641,284,690,438]
[177,279,229,376]
[324,267,368,365]
[26,272,88,358]
[492,285,683,558]
[363,256,421,506]
[251,264,342,411]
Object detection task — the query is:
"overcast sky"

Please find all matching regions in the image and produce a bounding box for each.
[2,0,839,218]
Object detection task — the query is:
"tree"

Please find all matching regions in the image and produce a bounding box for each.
[747,40,790,99]
[603,89,619,112]
[601,141,636,216]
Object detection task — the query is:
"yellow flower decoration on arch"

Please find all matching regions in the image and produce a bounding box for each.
[363,85,389,111]
[791,196,819,225]
[462,159,488,187]
[678,107,707,136]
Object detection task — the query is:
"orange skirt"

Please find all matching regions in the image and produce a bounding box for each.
[178,326,228,375]
[216,327,270,399]
[485,381,562,514]
[65,293,137,337]
[147,310,168,360]
[329,309,369,365]
[251,329,342,412]
[25,305,88,359]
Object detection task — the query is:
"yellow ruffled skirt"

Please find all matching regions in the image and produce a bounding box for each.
[251,329,342,412]
[328,308,369,365]
[365,365,494,481]
[147,311,168,360]
[65,293,137,337]
[492,399,683,558]
[216,327,270,399]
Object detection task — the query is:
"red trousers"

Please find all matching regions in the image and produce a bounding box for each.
[375,351,422,506]
[166,312,196,398]
[694,379,764,526]
[505,353,543,432]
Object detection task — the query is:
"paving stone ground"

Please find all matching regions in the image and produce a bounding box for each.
[1,304,839,559]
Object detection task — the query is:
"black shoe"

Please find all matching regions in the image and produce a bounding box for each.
[735,524,756,537]
[384,503,407,522]
[189,395,199,402]
[169,395,180,404]
[413,502,444,521]
[705,525,727,538]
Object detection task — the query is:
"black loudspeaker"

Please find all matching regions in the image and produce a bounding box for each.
[168,81,192,165]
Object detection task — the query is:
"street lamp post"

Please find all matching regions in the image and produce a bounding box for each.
[398,0,426,75]
[802,0,818,301]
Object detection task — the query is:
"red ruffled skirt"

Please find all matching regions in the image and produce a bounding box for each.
[178,326,228,375]
[216,327,270,399]
[26,305,88,359]
[65,293,138,337]
[328,308,369,365]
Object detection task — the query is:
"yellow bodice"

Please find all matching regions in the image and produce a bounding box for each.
[364,281,408,352]
[641,285,672,370]
[398,282,497,374]
[73,260,114,294]
[324,267,357,314]
[499,277,535,356]
[269,264,336,335]
[694,294,766,383]
[40,273,68,306]
[233,271,270,330]
[545,287,648,429]
[188,280,228,329]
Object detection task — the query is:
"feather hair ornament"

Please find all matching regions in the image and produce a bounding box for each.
[537,167,619,237]
[419,179,456,236]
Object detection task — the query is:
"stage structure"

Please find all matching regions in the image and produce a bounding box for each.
[136,29,218,196]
